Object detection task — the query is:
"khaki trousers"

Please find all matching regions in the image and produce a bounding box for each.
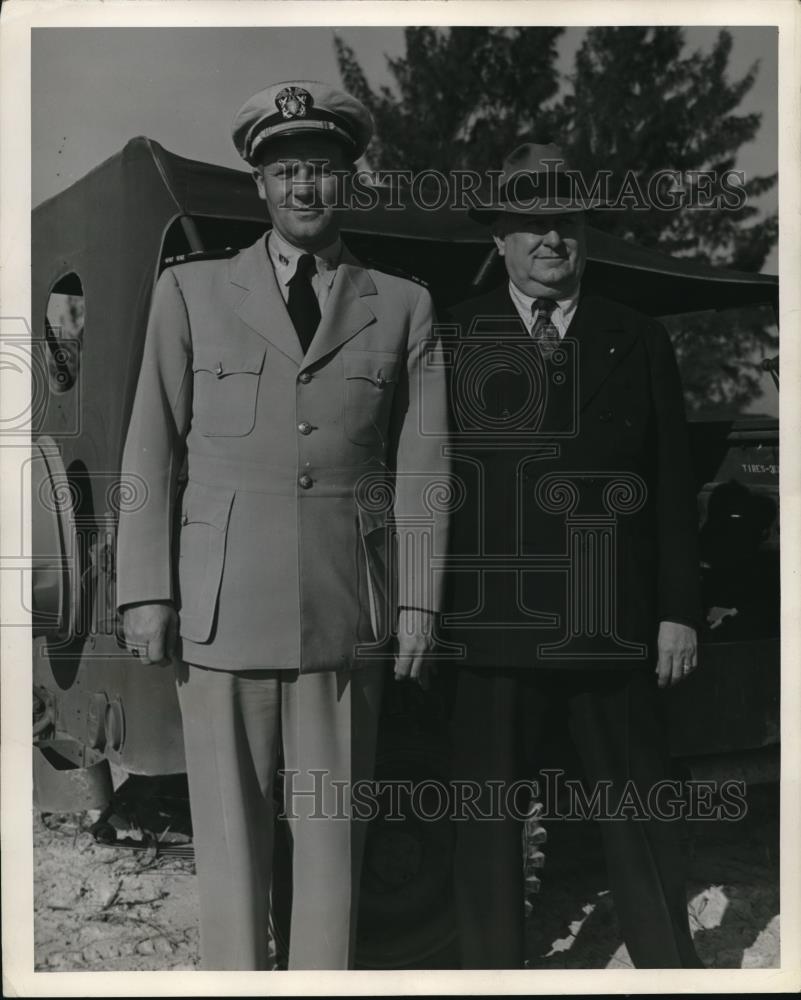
[175,662,384,971]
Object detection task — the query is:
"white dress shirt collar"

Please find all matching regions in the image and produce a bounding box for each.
[508,280,580,339]
[267,229,342,292]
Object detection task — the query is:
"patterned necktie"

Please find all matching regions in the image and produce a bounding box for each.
[287,253,321,354]
[531,298,559,344]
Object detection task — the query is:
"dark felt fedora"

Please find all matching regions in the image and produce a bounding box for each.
[469,141,605,222]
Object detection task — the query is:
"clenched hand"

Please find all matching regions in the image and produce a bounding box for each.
[394,608,438,690]
[122,602,178,666]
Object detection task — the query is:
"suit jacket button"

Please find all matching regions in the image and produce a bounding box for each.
[600,410,613,422]
[298,474,313,489]
[298,421,312,435]
[298,372,312,384]
[214,362,224,378]
[181,512,189,525]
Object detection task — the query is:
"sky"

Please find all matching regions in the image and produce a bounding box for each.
[31,25,778,271]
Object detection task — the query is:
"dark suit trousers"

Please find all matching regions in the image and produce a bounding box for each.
[176,662,383,970]
[451,665,701,969]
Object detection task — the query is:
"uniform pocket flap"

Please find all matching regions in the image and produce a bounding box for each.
[343,350,402,386]
[181,482,235,530]
[192,343,266,378]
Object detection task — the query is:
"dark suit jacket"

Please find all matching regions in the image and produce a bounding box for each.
[441,282,701,669]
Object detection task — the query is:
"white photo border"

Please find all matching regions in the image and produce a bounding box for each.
[2,1,799,995]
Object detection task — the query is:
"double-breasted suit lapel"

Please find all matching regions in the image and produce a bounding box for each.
[558,293,640,434]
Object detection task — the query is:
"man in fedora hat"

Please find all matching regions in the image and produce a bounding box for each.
[444,142,703,967]
[117,80,450,970]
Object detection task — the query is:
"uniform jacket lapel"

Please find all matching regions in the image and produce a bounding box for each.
[229,237,377,372]
[300,247,377,372]
[229,237,305,366]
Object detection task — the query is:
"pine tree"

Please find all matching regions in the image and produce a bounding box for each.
[560,27,777,271]
[334,27,564,173]
[336,26,776,271]
[559,28,778,416]
[335,26,779,415]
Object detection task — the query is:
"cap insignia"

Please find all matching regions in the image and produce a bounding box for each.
[275,86,312,120]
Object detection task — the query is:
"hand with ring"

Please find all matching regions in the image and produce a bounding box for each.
[122,602,178,666]
[655,620,698,688]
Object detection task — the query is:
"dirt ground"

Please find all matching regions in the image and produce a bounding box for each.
[33,781,779,972]
[33,814,200,971]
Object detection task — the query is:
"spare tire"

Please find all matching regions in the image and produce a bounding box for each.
[31,435,80,639]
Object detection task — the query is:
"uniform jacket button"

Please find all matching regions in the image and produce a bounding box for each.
[298,421,312,435]
[181,512,189,525]
[298,371,312,384]
[214,362,224,378]
[298,474,313,489]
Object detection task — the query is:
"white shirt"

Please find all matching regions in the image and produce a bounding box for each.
[267,229,341,313]
[508,281,579,339]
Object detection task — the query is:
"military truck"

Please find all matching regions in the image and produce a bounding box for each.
[30,137,779,968]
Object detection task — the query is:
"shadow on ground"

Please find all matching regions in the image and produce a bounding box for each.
[524,782,779,968]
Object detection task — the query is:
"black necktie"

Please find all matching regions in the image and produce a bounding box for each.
[287,254,321,354]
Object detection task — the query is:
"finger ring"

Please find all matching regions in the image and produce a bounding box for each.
[682,661,691,673]
[130,647,140,658]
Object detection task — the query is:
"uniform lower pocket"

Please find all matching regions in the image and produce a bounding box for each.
[177,481,235,642]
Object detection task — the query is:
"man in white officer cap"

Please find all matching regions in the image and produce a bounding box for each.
[117,80,450,969]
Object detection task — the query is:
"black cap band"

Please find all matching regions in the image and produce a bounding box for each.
[248,108,356,161]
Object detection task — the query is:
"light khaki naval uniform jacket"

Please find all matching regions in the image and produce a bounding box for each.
[117,234,450,672]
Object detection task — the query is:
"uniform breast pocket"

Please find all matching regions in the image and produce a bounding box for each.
[177,481,235,643]
[192,344,266,437]
[343,350,402,446]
